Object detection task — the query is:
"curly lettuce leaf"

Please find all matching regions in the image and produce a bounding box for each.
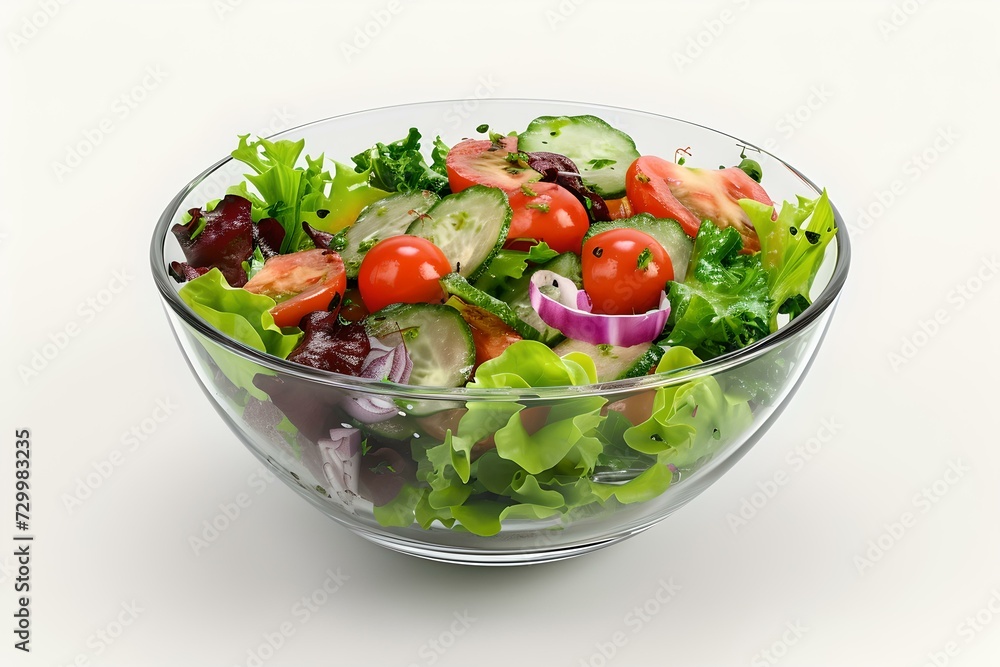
[178,268,302,398]
[351,127,450,195]
[229,136,387,253]
[624,347,752,467]
[740,189,837,328]
[472,243,561,297]
[664,221,770,359]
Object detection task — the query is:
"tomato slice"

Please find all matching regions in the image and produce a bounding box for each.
[243,248,347,328]
[604,196,634,220]
[448,299,522,370]
[445,135,541,193]
[505,182,590,254]
[625,156,773,252]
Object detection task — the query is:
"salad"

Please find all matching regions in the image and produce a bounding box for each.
[169,114,837,536]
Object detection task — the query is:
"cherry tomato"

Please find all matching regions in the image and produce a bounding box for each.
[358,235,451,313]
[505,182,590,253]
[244,248,347,328]
[581,228,673,315]
[626,156,773,253]
[446,135,541,193]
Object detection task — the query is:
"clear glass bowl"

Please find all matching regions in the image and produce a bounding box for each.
[150,99,850,565]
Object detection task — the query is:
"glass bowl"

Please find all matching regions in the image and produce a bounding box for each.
[150,99,850,565]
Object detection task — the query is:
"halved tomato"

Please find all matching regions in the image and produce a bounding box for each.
[625,156,773,252]
[243,248,347,328]
[445,135,541,193]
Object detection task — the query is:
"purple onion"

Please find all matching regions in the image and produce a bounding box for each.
[528,270,670,347]
[317,427,362,498]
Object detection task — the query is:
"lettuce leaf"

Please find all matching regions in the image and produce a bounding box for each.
[624,347,752,467]
[229,135,387,253]
[351,128,450,195]
[664,221,770,359]
[740,190,838,328]
[178,268,302,399]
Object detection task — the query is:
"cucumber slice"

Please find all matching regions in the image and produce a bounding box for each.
[519,115,640,199]
[552,339,665,382]
[406,185,511,281]
[584,214,694,281]
[440,273,541,341]
[338,190,439,278]
[366,303,475,388]
[504,253,583,346]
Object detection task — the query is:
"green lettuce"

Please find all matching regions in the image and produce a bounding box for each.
[398,340,676,536]
[624,347,752,467]
[229,135,386,252]
[472,242,560,298]
[351,128,450,195]
[178,268,302,399]
[664,221,770,359]
[741,190,838,328]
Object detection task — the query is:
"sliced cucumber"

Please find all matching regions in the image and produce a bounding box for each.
[584,214,694,281]
[552,339,665,382]
[519,115,640,199]
[339,190,439,278]
[441,274,541,341]
[406,185,511,281]
[504,252,583,346]
[365,303,475,388]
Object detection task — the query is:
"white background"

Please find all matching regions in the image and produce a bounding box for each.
[3,1,1000,665]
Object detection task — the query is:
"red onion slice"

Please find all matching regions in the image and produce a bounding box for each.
[528,270,670,347]
[317,427,361,500]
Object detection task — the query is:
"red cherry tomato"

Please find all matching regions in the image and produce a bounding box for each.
[445,135,541,193]
[505,182,590,254]
[625,156,773,252]
[358,235,451,313]
[581,228,673,315]
[243,248,347,328]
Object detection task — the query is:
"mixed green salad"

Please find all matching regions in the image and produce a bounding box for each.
[169,114,836,535]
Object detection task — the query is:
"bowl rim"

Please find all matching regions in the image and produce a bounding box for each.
[149,98,851,400]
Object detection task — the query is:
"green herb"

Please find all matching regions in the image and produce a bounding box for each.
[587,158,616,169]
[475,123,489,133]
[525,202,550,213]
[636,247,653,270]
[351,128,450,195]
[520,184,538,197]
